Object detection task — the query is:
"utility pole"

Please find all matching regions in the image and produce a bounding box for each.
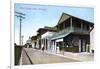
[15,11,25,46]
[21,35,24,46]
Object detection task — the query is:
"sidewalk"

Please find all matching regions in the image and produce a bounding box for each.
[19,48,33,65]
[44,50,94,62]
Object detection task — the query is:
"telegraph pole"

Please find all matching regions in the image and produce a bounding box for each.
[21,35,24,46]
[15,12,25,46]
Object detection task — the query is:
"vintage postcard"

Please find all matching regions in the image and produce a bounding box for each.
[14,3,94,66]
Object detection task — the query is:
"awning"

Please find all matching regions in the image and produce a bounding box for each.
[56,38,63,42]
[51,32,71,40]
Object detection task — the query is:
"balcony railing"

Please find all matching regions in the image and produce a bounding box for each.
[51,27,89,39]
[73,27,89,34]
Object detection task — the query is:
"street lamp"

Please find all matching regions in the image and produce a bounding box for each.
[15,11,25,46]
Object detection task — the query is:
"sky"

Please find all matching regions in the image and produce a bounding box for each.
[15,3,94,45]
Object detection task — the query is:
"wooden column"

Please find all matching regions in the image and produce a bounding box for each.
[54,40,56,53]
[43,39,45,49]
[45,38,46,50]
[70,17,73,30]
[46,38,48,50]
[52,40,55,52]
[79,39,81,52]
[63,22,65,29]
[47,39,49,51]
[81,22,83,32]
[41,38,42,50]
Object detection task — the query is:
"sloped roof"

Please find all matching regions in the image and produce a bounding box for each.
[31,35,37,40]
[37,26,56,32]
[58,13,70,24]
[58,12,94,25]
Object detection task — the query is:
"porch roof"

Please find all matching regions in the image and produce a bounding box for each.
[50,32,71,40]
[51,31,90,40]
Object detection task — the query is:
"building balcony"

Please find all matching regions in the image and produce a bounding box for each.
[73,27,89,34]
[51,27,89,40]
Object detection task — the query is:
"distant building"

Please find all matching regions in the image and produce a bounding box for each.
[40,26,56,52]
[31,36,37,48]
[25,37,32,48]
[33,26,56,50]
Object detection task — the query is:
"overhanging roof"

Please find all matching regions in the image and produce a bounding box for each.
[58,12,94,25]
[58,13,70,24]
[50,31,71,40]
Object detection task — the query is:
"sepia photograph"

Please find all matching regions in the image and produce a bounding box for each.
[14,3,94,65]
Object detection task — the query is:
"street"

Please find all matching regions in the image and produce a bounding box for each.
[21,48,32,65]
[21,48,79,65]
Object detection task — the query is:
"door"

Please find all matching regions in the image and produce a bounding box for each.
[81,40,86,52]
[79,39,86,52]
